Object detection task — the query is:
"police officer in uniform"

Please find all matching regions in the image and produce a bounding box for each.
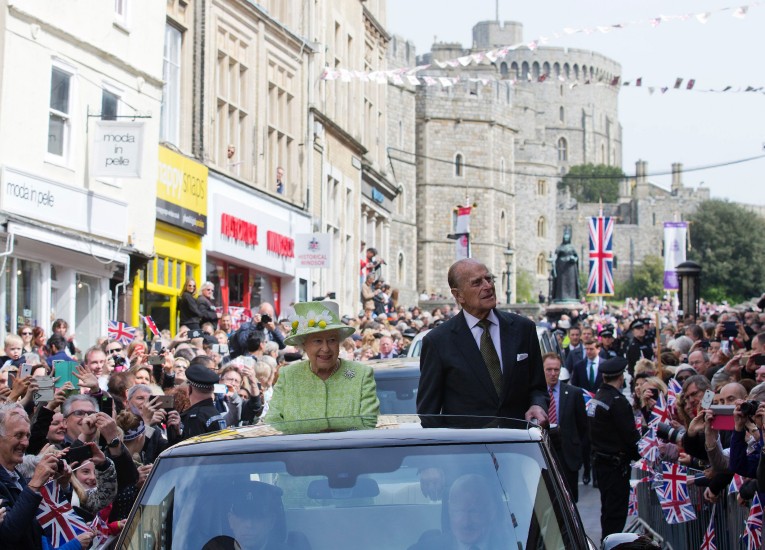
[169,356,227,444]
[598,327,620,360]
[625,319,654,373]
[588,357,640,543]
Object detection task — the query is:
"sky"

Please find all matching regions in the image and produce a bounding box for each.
[386,0,765,206]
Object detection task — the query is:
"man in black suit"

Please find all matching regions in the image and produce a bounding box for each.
[563,326,584,373]
[417,259,547,423]
[544,353,588,501]
[570,340,603,393]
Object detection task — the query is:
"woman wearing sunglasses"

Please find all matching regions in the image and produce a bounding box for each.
[17,325,34,354]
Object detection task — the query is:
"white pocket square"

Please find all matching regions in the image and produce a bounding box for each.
[516,353,528,361]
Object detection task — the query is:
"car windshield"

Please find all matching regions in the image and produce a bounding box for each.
[122,437,577,549]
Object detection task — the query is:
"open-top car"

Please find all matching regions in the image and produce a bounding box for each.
[118,415,596,549]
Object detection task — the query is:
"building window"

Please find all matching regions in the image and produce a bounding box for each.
[500,210,507,241]
[216,26,250,177]
[160,24,182,145]
[101,89,119,121]
[521,62,529,80]
[559,106,564,123]
[48,65,73,159]
[537,254,547,275]
[499,158,505,185]
[537,179,547,195]
[397,252,405,282]
[500,62,508,78]
[511,62,519,79]
[455,153,464,177]
[114,0,129,28]
[532,62,540,80]
[537,217,546,238]
[267,60,298,193]
[557,137,568,161]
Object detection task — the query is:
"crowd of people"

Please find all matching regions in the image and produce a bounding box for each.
[0,255,763,547]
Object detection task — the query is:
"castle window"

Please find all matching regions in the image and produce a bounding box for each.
[454,153,464,177]
[559,106,564,123]
[537,217,547,238]
[521,62,529,80]
[500,62,508,78]
[557,138,568,161]
[500,157,506,185]
[553,62,560,79]
[543,62,550,78]
[532,62,540,80]
[398,252,405,282]
[573,64,579,80]
[511,62,519,79]
[563,63,570,79]
[537,254,547,275]
[537,179,547,195]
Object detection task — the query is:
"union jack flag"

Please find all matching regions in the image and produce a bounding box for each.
[667,378,683,408]
[107,321,136,346]
[650,393,671,426]
[37,480,91,547]
[655,462,696,524]
[587,216,615,296]
[143,315,160,338]
[628,486,638,517]
[742,493,763,550]
[638,427,660,462]
[581,388,594,407]
[729,473,745,493]
[90,514,115,550]
[700,506,717,550]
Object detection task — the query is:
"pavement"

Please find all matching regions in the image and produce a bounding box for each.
[575,478,603,545]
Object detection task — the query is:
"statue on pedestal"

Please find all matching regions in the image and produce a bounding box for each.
[552,225,580,303]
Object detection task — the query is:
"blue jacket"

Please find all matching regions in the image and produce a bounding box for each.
[0,466,43,549]
[729,429,761,479]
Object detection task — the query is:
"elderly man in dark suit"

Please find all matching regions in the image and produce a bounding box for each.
[417,259,547,423]
[544,352,589,501]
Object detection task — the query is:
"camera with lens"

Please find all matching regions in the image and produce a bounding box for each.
[656,422,686,444]
[740,400,761,417]
[256,314,272,331]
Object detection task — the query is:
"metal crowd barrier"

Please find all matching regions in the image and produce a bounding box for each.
[629,470,750,549]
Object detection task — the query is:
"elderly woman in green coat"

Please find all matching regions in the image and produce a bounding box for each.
[266,301,379,428]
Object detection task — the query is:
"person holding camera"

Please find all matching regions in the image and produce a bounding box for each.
[588,357,640,542]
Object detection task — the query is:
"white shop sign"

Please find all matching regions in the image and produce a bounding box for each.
[92,121,144,178]
[0,166,128,242]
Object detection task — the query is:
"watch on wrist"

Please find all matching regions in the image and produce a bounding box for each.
[108,436,120,448]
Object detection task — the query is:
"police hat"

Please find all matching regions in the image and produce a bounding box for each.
[228,481,283,517]
[402,328,417,339]
[599,328,614,338]
[599,357,628,376]
[185,363,219,389]
[629,319,645,331]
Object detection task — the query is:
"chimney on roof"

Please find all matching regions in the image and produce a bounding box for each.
[671,163,683,193]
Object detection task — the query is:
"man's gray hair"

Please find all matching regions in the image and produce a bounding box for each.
[0,403,29,436]
[264,341,279,355]
[61,394,98,417]
[668,336,694,356]
[127,384,153,401]
[749,382,765,402]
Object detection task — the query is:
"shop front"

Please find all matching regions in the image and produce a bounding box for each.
[132,147,207,335]
[0,166,129,347]
[203,171,311,327]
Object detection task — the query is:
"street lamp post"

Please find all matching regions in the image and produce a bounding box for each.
[503,244,514,304]
[546,252,554,304]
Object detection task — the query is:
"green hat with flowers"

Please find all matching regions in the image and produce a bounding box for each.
[285,301,356,346]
